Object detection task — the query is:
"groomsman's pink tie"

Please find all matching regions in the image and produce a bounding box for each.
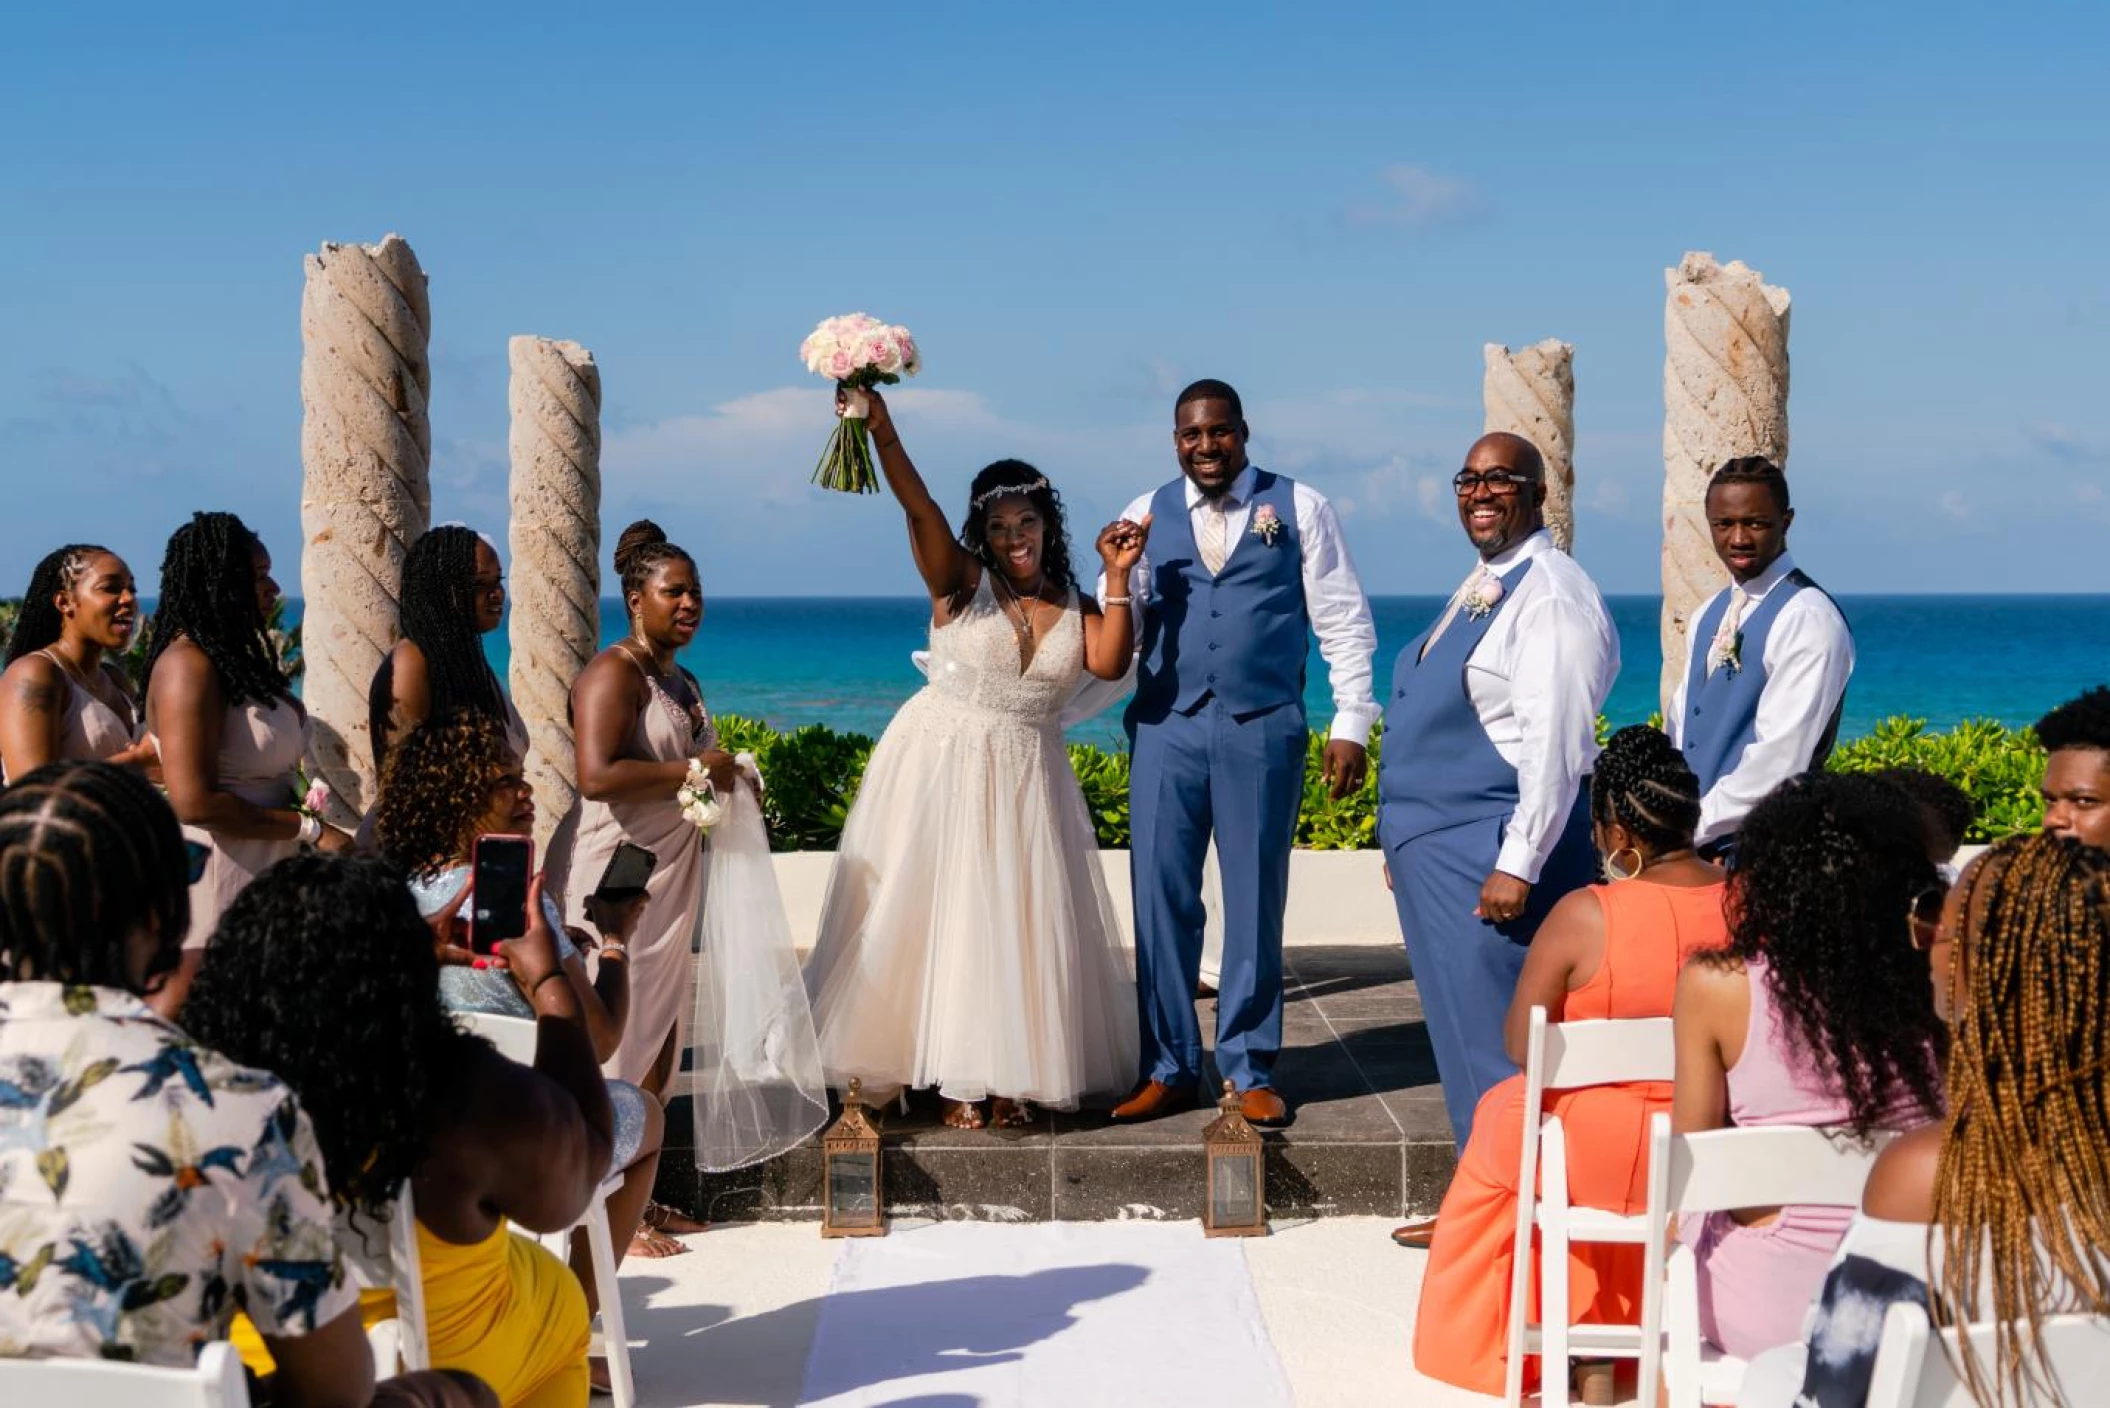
[1200,498,1231,576]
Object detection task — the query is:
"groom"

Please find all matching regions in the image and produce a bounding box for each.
[1110,380,1379,1127]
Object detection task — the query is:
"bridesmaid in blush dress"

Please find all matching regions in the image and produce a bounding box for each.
[554,520,740,1238]
[0,544,157,781]
[144,513,353,1015]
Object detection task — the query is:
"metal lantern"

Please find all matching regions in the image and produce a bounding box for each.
[820,1077,885,1238]
[1201,1080,1267,1237]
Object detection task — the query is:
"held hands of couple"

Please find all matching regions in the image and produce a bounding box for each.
[1095,515,1152,578]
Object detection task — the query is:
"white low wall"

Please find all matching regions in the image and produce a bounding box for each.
[772,850,1400,950]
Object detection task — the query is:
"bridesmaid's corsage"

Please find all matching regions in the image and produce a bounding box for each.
[678,759,724,833]
[1249,503,1285,546]
[292,765,330,845]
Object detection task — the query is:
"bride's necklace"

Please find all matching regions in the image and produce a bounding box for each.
[991,571,1047,654]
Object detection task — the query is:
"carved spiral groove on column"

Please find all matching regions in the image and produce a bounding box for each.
[1660,252,1791,707]
[1483,339,1576,553]
[299,233,432,825]
[507,336,603,857]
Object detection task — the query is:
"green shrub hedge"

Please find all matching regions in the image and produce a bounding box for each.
[715,712,2048,851]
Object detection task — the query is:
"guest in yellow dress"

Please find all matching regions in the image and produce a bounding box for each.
[187,852,616,1407]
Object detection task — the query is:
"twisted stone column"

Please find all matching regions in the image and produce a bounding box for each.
[1661,252,1791,706]
[1483,339,1576,552]
[299,234,432,826]
[507,336,603,856]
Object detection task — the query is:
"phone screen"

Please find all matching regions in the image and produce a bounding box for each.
[470,835,533,954]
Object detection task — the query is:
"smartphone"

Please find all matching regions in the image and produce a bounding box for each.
[593,841,658,903]
[469,834,534,955]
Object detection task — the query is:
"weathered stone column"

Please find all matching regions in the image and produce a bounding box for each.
[299,234,432,826]
[507,336,602,856]
[1661,252,1790,706]
[1483,339,1576,552]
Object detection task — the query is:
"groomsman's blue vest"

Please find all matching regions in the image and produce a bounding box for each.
[1131,470,1308,721]
[1378,559,1535,848]
[1681,568,1847,796]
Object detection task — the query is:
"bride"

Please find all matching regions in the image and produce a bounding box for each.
[803,388,1145,1130]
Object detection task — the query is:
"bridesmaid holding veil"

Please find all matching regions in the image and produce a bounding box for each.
[802,389,1144,1130]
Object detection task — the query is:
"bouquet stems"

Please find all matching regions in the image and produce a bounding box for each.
[811,392,880,494]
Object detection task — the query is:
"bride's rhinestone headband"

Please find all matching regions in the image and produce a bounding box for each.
[970,478,1050,511]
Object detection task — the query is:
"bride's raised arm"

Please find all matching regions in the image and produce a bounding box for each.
[856,388,976,604]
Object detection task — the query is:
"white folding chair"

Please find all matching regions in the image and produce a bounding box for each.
[362,1176,431,1375]
[1640,1114,1889,1408]
[1865,1301,2110,1408]
[1502,1007,1678,1408]
[455,1009,636,1408]
[0,1341,250,1406]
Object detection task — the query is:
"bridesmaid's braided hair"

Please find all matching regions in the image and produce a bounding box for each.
[143,512,289,707]
[4,544,112,665]
[1589,725,1701,854]
[396,526,507,731]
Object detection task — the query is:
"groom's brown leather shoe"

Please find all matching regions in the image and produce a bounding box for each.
[1238,1087,1291,1128]
[1111,1080,1196,1122]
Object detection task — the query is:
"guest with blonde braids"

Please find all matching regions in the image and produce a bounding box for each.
[1746,834,2110,1408]
[1413,726,1725,1399]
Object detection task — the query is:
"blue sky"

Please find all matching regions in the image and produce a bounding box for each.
[5,3,2106,599]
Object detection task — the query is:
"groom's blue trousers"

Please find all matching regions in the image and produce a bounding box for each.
[1127,698,1307,1092]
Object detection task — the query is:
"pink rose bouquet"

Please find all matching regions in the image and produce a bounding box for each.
[798,312,921,493]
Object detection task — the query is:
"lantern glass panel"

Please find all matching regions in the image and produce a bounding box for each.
[828,1150,880,1225]
[1210,1151,1260,1228]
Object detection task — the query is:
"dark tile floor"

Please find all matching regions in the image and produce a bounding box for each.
[663,945,1459,1222]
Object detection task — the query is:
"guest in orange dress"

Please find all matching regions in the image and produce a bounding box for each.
[1411,726,1725,1397]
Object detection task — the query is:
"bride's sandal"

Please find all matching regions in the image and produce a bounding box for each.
[989,1098,1037,1129]
[628,1223,690,1259]
[943,1099,988,1130]
[642,1199,708,1235]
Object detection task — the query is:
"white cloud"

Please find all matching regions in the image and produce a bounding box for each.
[1938,490,1971,521]
[1342,163,1483,232]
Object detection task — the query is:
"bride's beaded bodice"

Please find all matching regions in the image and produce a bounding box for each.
[927,576,1083,724]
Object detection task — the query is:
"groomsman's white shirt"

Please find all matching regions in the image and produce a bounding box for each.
[1453,529,1619,885]
[1665,551,1855,847]
[1105,467,1381,746]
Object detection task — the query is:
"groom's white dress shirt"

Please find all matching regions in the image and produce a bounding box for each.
[1664,551,1855,846]
[1105,467,1380,746]
[1454,529,1620,884]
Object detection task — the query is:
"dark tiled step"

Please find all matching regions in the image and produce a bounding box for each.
[655,945,1459,1222]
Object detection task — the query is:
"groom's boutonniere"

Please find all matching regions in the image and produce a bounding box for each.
[1250,503,1285,546]
[1707,628,1743,676]
[1461,569,1504,621]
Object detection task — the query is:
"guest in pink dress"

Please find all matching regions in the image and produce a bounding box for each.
[143,513,354,1015]
[0,544,158,781]
[1671,771,1947,1359]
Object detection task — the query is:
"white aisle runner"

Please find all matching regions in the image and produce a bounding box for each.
[795,1221,1294,1407]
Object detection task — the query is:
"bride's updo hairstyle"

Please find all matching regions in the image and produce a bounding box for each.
[613,518,696,599]
[959,459,1076,593]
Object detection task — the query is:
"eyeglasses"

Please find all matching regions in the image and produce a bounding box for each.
[1906,883,1948,952]
[184,840,210,885]
[1452,469,1541,496]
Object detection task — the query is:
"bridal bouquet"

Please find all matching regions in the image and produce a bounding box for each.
[799,313,921,493]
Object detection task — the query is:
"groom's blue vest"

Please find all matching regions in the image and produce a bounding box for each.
[1681,569,1847,796]
[1130,470,1308,722]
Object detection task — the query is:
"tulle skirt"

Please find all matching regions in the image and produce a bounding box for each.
[803,689,1140,1109]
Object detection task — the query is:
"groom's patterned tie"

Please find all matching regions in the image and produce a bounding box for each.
[1199,497,1231,576]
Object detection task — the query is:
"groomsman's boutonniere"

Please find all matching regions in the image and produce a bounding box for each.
[1461,569,1505,620]
[1707,627,1744,676]
[1250,504,1285,546]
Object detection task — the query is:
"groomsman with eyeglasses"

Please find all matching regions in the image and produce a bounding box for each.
[1665,456,1854,862]
[1378,433,1616,1190]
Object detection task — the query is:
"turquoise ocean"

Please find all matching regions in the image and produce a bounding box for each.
[291,594,2109,752]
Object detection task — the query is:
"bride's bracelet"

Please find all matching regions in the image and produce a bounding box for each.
[1102,595,1133,607]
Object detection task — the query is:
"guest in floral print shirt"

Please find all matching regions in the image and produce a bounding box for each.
[0,760,493,1408]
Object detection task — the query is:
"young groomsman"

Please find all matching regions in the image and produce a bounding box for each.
[1379,433,1617,1168]
[2034,686,2110,851]
[1667,457,1854,857]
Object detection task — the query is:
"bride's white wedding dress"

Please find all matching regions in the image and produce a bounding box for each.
[803,574,1140,1109]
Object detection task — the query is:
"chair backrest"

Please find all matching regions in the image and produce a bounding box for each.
[0,1341,250,1407]
[387,1178,431,1372]
[1662,1122,1889,1216]
[456,1008,537,1064]
[1536,1013,1676,1091]
[1866,1301,2110,1408]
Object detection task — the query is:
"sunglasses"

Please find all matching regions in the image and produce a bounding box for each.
[184,840,210,885]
